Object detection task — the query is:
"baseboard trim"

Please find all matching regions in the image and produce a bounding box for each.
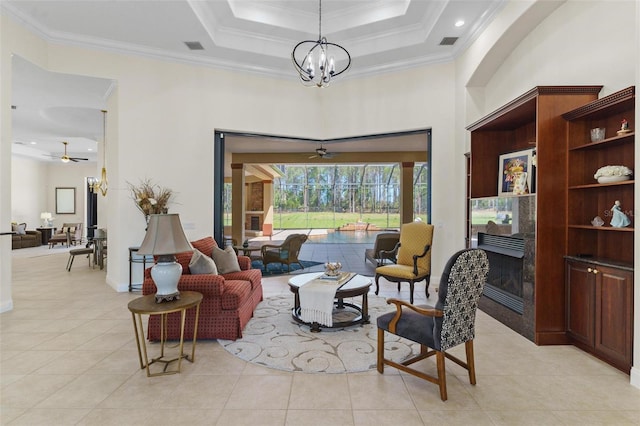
[535,331,569,345]
[631,366,640,389]
[0,299,14,313]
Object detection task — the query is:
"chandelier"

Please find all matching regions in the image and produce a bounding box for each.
[91,110,108,196]
[291,0,351,87]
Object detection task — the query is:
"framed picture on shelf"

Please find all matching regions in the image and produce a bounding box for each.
[498,149,535,196]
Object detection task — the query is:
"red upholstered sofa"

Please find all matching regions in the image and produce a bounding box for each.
[142,236,263,341]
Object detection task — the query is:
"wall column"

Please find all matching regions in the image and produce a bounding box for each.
[400,162,414,224]
[262,180,274,236]
[231,163,245,245]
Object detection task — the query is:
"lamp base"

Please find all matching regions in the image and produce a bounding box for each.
[155,292,181,303]
[150,258,183,304]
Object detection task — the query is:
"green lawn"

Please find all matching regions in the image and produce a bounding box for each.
[272,211,403,229]
[226,210,494,229]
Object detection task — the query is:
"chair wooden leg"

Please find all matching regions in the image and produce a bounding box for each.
[377,328,385,373]
[374,274,381,296]
[409,281,414,304]
[465,340,476,385]
[436,351,447,401]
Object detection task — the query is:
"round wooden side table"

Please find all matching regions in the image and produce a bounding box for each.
[128,291,203,377]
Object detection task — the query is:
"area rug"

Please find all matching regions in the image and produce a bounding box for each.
[219,294,420,373]
[251,259,323,276]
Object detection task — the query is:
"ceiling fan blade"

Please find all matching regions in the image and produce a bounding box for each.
[309,154,318,159]
[70,157,88,161]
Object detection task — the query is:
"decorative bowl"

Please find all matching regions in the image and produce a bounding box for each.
[597,175,630,184]
[324,262,342,276]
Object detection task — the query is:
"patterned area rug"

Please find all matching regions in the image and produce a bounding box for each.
[251,259,323,276]
[219,294,421,373]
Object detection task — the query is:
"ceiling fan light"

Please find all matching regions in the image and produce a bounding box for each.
[61,155,70,163]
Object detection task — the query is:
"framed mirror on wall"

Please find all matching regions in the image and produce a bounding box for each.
[56,187,76,214]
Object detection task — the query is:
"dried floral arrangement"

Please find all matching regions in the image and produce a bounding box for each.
[127,179,173,217]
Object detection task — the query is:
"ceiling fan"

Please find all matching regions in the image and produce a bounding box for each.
[46,141,89,163]
[309,144,335,159]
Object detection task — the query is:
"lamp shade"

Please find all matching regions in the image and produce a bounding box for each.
[40,212,52,220]
[137,214,192,256]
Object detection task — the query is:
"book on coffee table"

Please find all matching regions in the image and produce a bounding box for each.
[318,271,355,287]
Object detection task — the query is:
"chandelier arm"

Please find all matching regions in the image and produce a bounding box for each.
[324,42,351,77]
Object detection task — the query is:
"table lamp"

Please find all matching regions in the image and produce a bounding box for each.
[137,214,192,303]
[40,212,52,227]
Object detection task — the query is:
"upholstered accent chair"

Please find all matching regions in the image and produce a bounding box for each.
[365,232,400,266]
[377,249,489,401]
[374,221,434,303]
[48,223,83,248]
[260,233,308,272]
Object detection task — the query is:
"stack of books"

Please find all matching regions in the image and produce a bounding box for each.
[318,271,355,287]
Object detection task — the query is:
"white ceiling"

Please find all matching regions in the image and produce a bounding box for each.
[5,0,505,162]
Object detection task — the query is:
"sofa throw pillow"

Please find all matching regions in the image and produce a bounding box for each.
[189,248,218,275]
[211,245,241,274]
[191,236,217,257]
[16,223,27,235]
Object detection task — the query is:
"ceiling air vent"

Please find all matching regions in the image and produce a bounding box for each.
[439,37,458,46]
[184,41,204,50]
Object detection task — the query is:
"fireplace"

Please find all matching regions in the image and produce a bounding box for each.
[477,233,524,314]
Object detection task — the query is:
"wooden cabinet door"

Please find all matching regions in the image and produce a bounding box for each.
[594,266,633,370]
[566,260,595,346]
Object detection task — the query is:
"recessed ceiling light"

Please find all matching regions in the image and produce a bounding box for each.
[88,148,94,152]
[30,141,37,145]
[455,20,465,27]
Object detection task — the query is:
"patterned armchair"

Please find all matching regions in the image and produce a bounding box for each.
[48,223,83,248]
[377,249,489,401]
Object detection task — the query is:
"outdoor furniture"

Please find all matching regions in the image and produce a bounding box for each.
[374,221,434,303]
[364,232,400,266]
[260,234,308,272]
[377,249,489,401]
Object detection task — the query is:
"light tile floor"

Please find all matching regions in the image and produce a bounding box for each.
[2,246,640,425]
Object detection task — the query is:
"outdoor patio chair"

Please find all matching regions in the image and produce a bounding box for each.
[365,232,400,266]
[260,233,308,272]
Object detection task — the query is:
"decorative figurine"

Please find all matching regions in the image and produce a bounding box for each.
[591,216,604,227]
[242,239,249,248]
[617,118,631,135]
[609,200,631,228]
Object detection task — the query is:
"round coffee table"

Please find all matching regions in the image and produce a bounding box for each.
[288,272,372,332]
